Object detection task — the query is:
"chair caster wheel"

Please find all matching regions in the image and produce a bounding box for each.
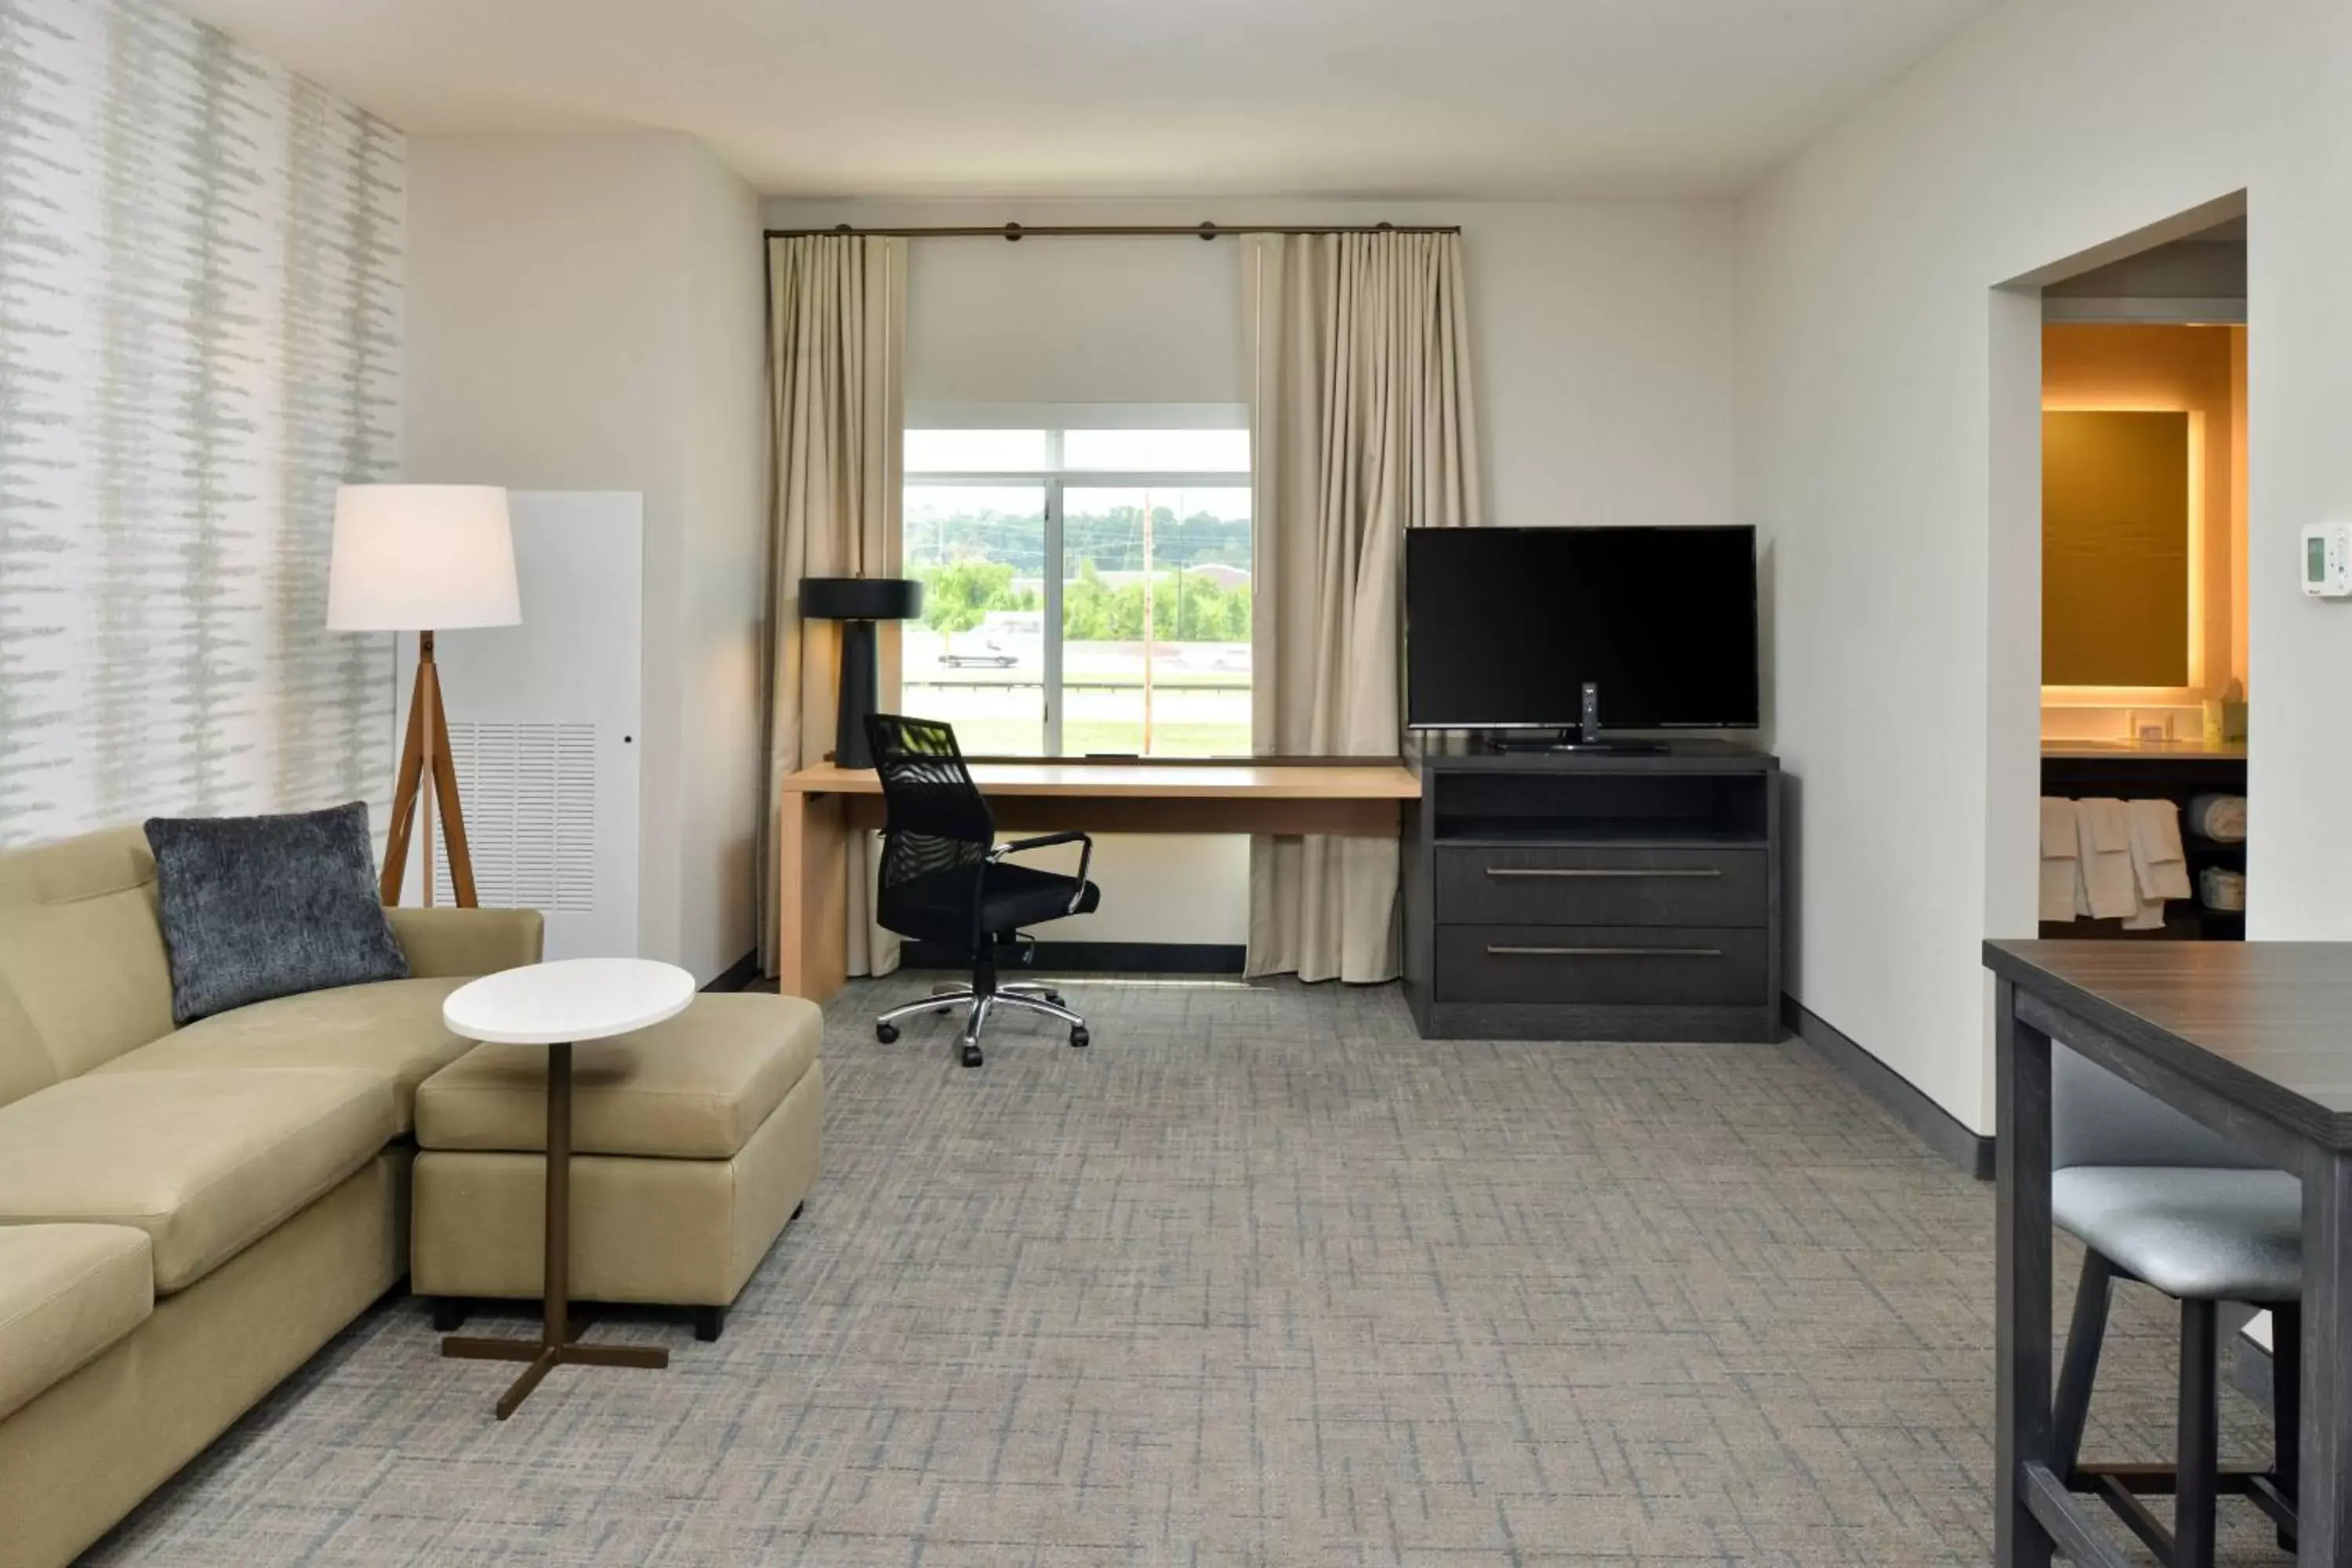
[1069,1026,1090,1049]
[960,1043,984,1068]
[876,1022,898,1044]
[1045,992,1065,1007]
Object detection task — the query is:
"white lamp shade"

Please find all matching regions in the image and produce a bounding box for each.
[326,484,522,631]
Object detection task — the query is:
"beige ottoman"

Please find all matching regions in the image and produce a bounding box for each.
[411,992,822,1340]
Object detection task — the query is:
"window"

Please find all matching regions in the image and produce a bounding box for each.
[902,422,1251,757]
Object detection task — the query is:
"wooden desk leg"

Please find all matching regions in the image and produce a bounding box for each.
[778,790,849,1004]
[2302,1150,2352,1564]
[441,1041,667,1417]
[1996,976,2056,1568]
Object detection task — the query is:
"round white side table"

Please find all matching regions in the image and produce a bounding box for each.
[438,956,695,1418]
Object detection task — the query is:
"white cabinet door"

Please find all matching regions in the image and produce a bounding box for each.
[393,491,643,960]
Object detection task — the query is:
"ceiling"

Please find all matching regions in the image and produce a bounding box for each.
[179,0,1998,200]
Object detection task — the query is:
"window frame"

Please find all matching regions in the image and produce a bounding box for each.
[904,427,1252,759]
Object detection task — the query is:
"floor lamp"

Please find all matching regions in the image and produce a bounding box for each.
[328,485,521,907]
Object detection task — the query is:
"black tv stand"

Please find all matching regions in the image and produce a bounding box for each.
[1401,742,1782,1043]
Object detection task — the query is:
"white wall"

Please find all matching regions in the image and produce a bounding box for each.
[1737,0,2352,1132]
[768,195,1740,946]
[0,0,401,849]
[770,197,1738,530]
[407,131,768,982]
[679,145,771,983]
[905,233,1244,409]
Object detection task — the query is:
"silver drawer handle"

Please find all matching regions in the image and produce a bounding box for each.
[1484,866,1722,880]
[1486,945,1722,958]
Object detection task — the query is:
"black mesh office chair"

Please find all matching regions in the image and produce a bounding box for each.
[865,713,1101,1067]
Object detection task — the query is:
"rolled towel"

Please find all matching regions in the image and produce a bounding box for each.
[2199,866,2245,912]
[2039,798,2079,923]
[2125,798,2193,902]
[2074,799,2137,920]
[2188,793,2246,843]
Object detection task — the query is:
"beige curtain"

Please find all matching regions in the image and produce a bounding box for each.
[1242,231,1482,982]
[759,234,909,978]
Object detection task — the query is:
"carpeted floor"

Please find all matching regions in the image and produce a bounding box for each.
[85,975,2288,1566]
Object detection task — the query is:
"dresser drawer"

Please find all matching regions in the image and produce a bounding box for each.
[1434,845,1768,927]
[1434,925,1768,1006]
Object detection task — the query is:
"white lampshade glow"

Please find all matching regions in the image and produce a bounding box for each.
[326,484,521,631]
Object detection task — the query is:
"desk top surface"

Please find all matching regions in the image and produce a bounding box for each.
[780,761,1419,800]
[1986,939,2352,1147]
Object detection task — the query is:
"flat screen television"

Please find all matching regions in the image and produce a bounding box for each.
[1404,525,1759,731]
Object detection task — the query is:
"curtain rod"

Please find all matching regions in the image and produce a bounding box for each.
[762,221,1460,241]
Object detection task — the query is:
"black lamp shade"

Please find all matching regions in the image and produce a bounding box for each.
[800,576,923,622]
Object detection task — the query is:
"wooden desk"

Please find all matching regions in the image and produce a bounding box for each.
[1984,940,2352,1567]
[775,761,1419,1001]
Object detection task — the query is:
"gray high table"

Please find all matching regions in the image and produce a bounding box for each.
[1986,939,2352,1567]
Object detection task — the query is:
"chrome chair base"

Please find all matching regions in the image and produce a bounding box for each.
[875,982,1090,1065]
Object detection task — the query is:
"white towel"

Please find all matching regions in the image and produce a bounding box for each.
[2038,798,2079,922]
[2188,793,2247,843]
[2079,797,2130,853]
[2074,799,2138,920]
[2200,866,2246,912]
[2125,798,2194,902]
[2039,798,2078,859]
[2041,862,2080,924]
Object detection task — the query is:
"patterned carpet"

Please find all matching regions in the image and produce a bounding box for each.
[84,975,2288,1566]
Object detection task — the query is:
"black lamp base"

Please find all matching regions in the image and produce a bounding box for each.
[834,619,880,769]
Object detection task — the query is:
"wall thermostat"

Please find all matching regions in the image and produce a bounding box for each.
[2303,523,2352,597]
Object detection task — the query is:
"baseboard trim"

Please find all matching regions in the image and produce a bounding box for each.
[702,951,762,993]
[901,940,1247,975]
[1782,994,1995,1181]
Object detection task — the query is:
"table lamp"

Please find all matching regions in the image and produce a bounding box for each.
[800,576,924,769]
[328,484,521,907]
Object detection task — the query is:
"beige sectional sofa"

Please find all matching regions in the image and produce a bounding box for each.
[0,826,542,1568]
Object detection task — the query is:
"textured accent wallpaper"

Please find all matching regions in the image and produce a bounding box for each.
[0,0,402,847]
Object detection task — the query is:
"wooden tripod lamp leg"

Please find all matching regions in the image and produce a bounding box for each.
[426,655,480,907]
[380,648,430,906]
[419,632,438,907]
[379,630,481,909]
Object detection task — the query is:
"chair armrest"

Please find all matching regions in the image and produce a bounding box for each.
[990,831,1094,914]
[989,830,1092,858]
[386,906,545,978]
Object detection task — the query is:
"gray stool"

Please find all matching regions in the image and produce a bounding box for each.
[2051,1048,2302,1567]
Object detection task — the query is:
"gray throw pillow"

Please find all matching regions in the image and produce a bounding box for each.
[144,802,409,1025]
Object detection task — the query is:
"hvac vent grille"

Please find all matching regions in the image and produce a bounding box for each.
[431,721,597,913]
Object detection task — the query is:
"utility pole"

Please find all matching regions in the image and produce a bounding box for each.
[1139,491,1154,752]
